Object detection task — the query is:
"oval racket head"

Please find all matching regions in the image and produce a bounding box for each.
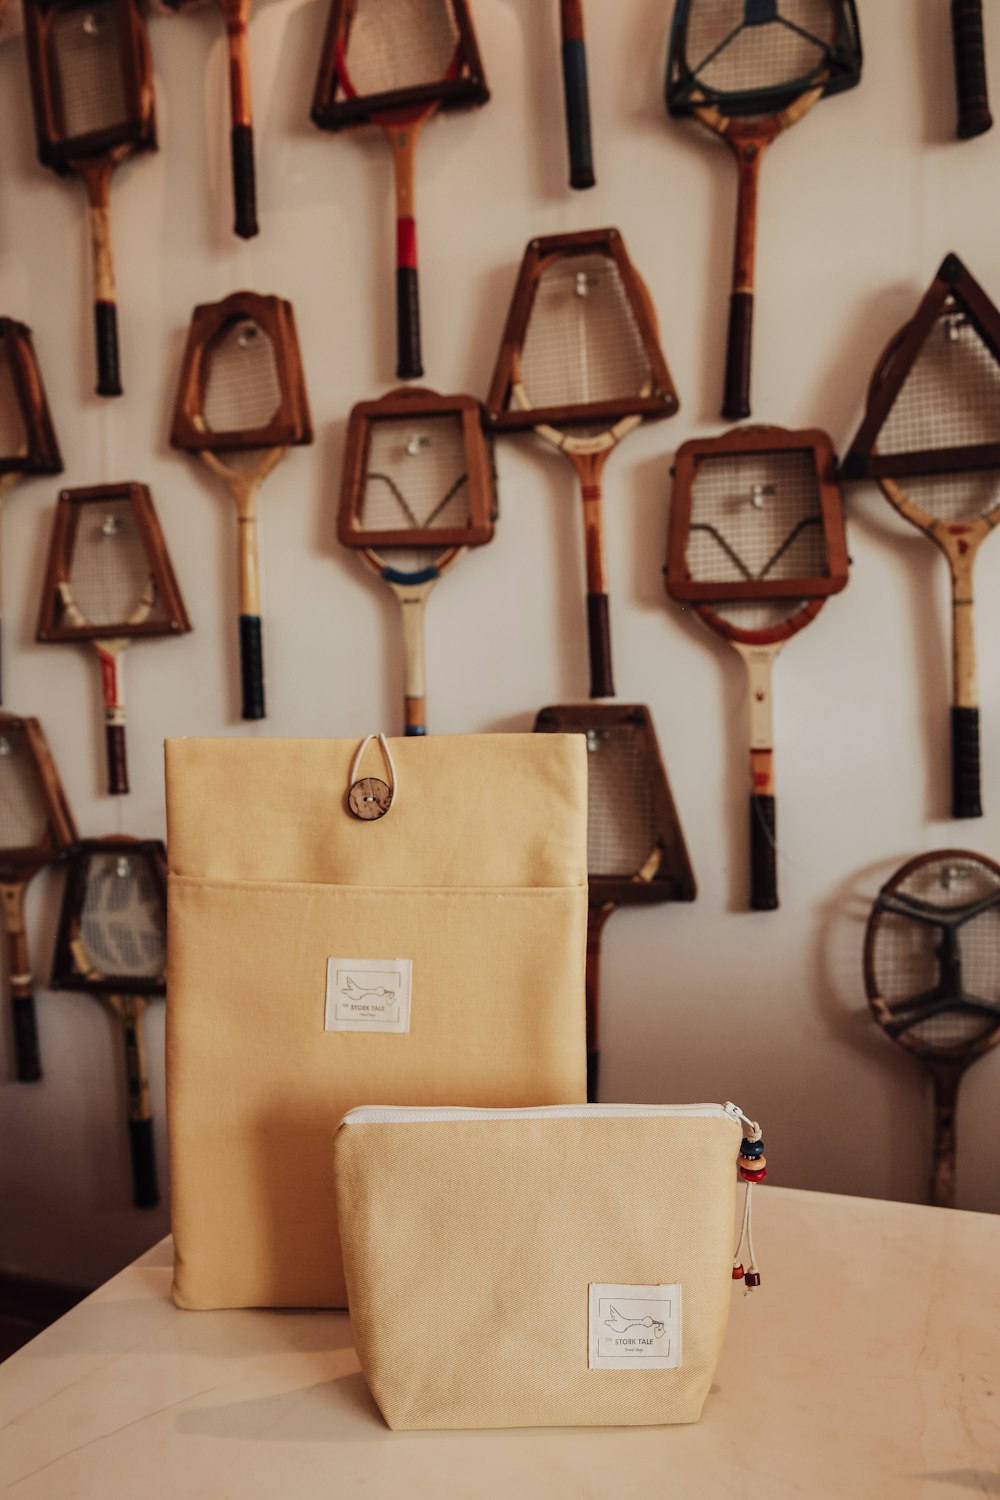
[874,305,1000,462]
[53,839,167,993]
[48,0,132,141]
[202,318,284,438]
[338,0,460,100]
[0,339,29,464]
[59,496,159,630]
[0,724,51,857]
[361,414,473,536]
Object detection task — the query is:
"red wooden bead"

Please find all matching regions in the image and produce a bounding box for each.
[732,1264,744,1279]
[740,1165,767,1182]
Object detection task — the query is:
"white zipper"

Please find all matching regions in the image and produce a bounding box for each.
[340,1101,757,1131]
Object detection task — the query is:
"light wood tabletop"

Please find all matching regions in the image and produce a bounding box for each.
[0,1185,998,1499]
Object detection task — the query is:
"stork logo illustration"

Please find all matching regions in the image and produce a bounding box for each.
[588,1284,682,1370]
[325,957,412,1034]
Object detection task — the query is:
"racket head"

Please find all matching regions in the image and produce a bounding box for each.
[0,320,62,475]
[534,703,696,905]
[486,228,679,432]
[51,836,167,996]
[339,387,495,551]
[863,848,1000,1064]
[667,425,849,605]
[0,713,77,872]
[171,292,312,453]
[311,0,488,130]
[23,0,156,170]
[36,483,190,643]
[666,0,862,119]
[844,253,1000,480]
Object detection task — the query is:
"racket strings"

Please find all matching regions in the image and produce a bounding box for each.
[0,341,28,459]
[360,417,472,534]
[62,499,160,628]
[201,319,283,436]
[50,1,130,141]
[884,470,1000,526]
[340,0,459,94]
[585,725,661,881]
[78,851,165,981]
[682,0,836,100]
[686,451,829,586]
[517,255,652,414]
[878,307,1000,458]
[0,729,49,852]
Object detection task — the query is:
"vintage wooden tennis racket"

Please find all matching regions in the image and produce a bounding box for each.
[667,425,848,910]
[864,849,1000,1208]
[171,292,311,720]
[559,1,595,189]
[340,388,495,735]
[488,229,678,700]
[666,0,862,419]
[23,0,156,396]
[51,837,167,1208]
[843,253,1000,820]
[36,484,190,795]
[952,1,992,139]
[535,705,695,1100]
[0,713,76,1082]
[312,0,488,380]
[0,319,62,703]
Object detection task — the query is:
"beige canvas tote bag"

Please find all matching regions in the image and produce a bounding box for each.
[335,1102,764,1429]
[166,734,588,1310]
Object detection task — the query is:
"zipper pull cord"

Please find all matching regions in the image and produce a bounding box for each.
[727,1103,764,1291]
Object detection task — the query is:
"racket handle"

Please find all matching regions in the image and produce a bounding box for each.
[106,724,129,796]
[128,1117,159,1210]
[952,0,993,139]
[94,302,122,399]
[231,124,259,240]
[560,2,595,190]
[951,705,982,817]
[395,265,423,381]
[587,593,615,699]
[239,614,266,721]
[12,993,42,1083]
[749,794,778,911]
[723,291,753,420]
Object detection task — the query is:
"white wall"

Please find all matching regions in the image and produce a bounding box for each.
[1,0,999,1288]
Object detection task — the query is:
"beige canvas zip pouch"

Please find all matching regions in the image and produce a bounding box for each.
[165,735,588,1310]
[335,1102,760,1430]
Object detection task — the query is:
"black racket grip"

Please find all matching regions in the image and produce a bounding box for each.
[722,291,753,420]
[94,301,122,398]
[952,0,993,139]
[106,724,129,796]
[951,705,983,817]
[586,1047,599,1104]
[587,593,614,699]
[562,37,596,190]
[239,614,266,720]
[12,994,42,1083]
[231,123,259,239]
[749,794,778,911]
[395,267,423,380]
[128,1117,160,1209]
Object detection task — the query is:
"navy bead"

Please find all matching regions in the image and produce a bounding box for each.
[740,1138,765,1159]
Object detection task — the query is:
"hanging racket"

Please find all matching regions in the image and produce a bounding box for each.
[666,0,862,420]
[0,713,77,1082]
[339,388,495,735]
[951,1,992,140]
[312,0,489,380]
[535,704,695,1100]
[667,425,848,910]
[487,228,679,700]
[559,0,595,190]
[864,848,1000,1208]
[843,253,1000,820]
[36,484,190,795]
[23,0,157,396]
[171,292,312,720]
[51,837,167,1208]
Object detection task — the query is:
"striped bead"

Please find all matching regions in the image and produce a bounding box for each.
[739,1153,766,1172]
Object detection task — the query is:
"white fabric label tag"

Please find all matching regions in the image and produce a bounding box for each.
[588,1283,682,1370]
[325,958,412,1034]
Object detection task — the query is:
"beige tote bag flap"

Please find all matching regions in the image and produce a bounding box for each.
[166,734,588,1310]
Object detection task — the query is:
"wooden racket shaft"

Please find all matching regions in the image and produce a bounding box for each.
[109,992,158,1208]
[365,546,466,737]
[952,0,992,140]
[221,0,258,238]
[568,444,614,699]
[585,902,613,1102]
[387,120,425,380]
[1,879,41,1082]
[77,159,122,398]
[559,0,595,190]
[732,637,782,912]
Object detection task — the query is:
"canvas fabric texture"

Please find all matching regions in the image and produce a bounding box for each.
[165,735,588,1311]
[335,1112,744,1429]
